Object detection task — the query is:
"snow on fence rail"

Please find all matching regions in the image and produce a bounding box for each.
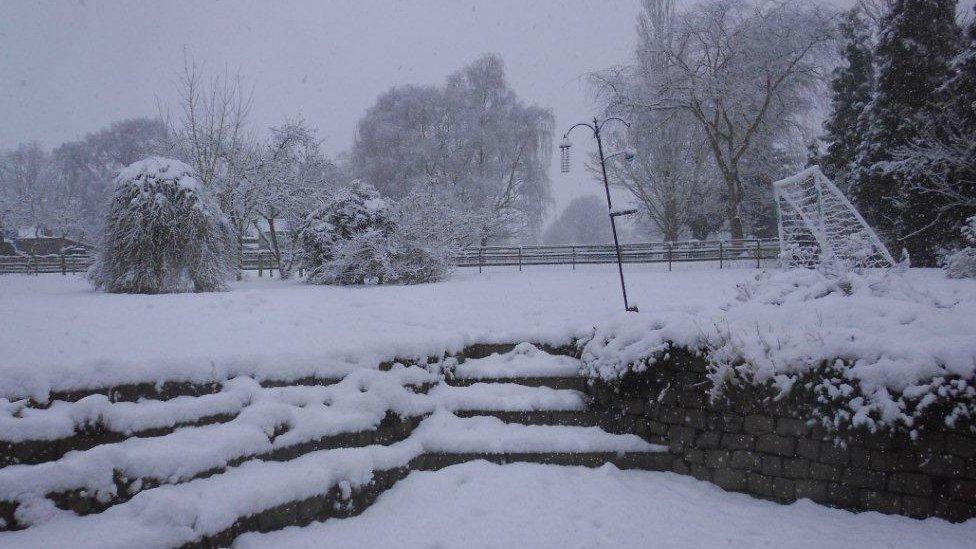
[455,238,780,271]
[0,239,780,275]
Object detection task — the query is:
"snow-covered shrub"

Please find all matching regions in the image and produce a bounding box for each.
[943,216,976,279]
[298,181,453,285]
[89,157,236,294]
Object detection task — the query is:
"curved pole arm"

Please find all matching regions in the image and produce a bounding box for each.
[597,117,630,132]
[562,122,597,140]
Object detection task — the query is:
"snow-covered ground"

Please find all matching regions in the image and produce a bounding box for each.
[235,461,976,549]
[2,266,976,545]
[2,265,975,408]
[0,265,746,399]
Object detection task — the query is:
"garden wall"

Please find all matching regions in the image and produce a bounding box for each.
[587,348,976,522]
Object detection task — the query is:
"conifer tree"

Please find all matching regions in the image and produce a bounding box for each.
[890,6,976,262]
[816,8,873,189]
[851,0,959,264]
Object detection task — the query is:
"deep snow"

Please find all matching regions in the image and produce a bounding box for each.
[0,265,747,399]
[234,461,976,549]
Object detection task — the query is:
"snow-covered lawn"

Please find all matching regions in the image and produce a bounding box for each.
[0,265,747,399]
[235,461,976,549]
[1,265,975,406]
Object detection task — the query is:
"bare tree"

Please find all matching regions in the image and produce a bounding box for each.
[0,143,53,239]
[254,119,340,278]
[163,57,257,274]
[598,0,722,242]
[601,0,834,239]
[351,54,553,244]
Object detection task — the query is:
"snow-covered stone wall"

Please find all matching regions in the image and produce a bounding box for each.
[588,347,976,522]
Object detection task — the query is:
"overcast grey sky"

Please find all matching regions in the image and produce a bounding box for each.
[1,0,652,214]
[1,0,970,215]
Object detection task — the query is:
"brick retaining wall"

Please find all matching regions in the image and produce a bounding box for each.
[587,348,976,521]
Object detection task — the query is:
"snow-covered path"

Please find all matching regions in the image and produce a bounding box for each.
[235,461,976,549]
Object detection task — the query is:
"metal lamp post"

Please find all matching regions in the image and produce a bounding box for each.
[560,117,638,312]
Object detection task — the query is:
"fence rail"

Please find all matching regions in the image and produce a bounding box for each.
[455,239,780,271]
[0,239,781,275]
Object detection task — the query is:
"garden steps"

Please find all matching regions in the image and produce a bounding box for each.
[0,343,678,547]
[1,415,667,548]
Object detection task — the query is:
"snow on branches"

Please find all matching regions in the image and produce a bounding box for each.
[943,216,976,279]
[89,157,236,294]
[298,181,454,286]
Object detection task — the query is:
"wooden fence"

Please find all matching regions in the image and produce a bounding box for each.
[455,239,780,271]
[0,239,780,276]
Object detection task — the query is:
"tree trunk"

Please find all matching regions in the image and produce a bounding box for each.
[265,216,288,280]
[723,170,745,240]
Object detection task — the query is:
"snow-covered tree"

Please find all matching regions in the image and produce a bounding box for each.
[598,0,833,240]
[254,119,341,278]
[596,1,722,242]
[90,157,236,294]
[851,0,960,264]
[0,143,54,239]
[351,54,553,244]
[298,181,452,285]
[542,195,611,245]
[943,215,976,278]
[886,6,975,262]
[51,117,168,242]
[814,8,874,188]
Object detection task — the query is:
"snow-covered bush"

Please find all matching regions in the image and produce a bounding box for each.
[89,157,236,294]
[943,216,976,279]
[298,181,453,285]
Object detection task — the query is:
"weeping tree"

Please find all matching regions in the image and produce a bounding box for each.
[351,54,554,244]
[90,157,236,293]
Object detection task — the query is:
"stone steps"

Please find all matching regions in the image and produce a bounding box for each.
[0,343,678,547]
[187,450,671,549]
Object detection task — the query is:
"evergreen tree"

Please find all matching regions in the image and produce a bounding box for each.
[940,6,976,130]
[816,8,874,189]
[889,6,976,262]
[851,0,959,264]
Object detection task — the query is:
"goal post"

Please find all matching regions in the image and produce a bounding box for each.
[773,166,894,270]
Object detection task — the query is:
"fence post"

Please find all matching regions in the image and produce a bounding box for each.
[60,253,67,276]
[258,255,263,278]
[667,243,673,272]
[756,239,761,269]
[518,247,522,272]
[479,248,483,274]
[571,246,576,270]
[719,242,724,269]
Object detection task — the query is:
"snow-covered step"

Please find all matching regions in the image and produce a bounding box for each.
[428,382,586,412]
[0,381,257,467]
[451,342,582,380]
[446,342,587,391]
[0,369,434,529]
[42,379,223,406]
[0,413,666,548]
[428,382,600,427]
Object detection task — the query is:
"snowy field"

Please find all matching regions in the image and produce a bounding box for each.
[0,265,747,399]
[236,461,976,549]
[2,265,976,546]
[1,264,974,403]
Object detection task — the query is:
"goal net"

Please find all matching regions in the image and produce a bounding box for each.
[773,166,894,270]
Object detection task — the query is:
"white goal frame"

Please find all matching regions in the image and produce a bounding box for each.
[773,166,894,269]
